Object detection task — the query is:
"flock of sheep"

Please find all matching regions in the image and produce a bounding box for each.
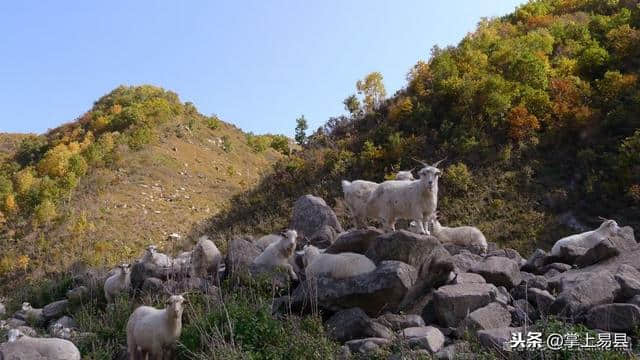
[1,158,626,360]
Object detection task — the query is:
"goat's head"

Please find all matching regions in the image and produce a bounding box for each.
[118,263,131,274]
[166,294,186,315]
[302,245,320,268]
[598,217,620,235]
[7,329,23,342]
[21,302,32,311]
[279,229,297,257]
[414,158,445,190]
[146,245,158,254]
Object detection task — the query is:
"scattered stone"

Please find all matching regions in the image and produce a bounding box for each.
[585,303,640,332]
[225,235,260,277]
[495,286,511,305]
[376,313,425,330]
[457,302,511,336]
[307,224,338,248]
[326,308,393,342]
[615,264,640,299]
[290,195,343,238]
[141,277,166,293]
[43,300,68,320]
[66,286,90,305]
[325,228,383,255]
[53,316,78,329]
[541,263,572,273]
[344,337,389,354]
[433,283,498,327]
[487,248,523,266]
[511,299,539,326]
[401,326,445,353]
[453,272,486,285]
[450,251,482,273]
[470,256,522,289]
[522,249,549,274]
[477,327,524,350]
[574,239,619,267]
[435,341,471,360]
[527,288,555,315]
[543,268,561,279]
[5,318,26,328]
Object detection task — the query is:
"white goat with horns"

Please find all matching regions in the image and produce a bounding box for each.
[364,158,445,234]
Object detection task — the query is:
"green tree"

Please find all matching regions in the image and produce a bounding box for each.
[295,115,308,145]
[342,94,361,115]
[356,72,387,112]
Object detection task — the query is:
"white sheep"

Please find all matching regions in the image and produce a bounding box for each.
[364,158,445,234]
[395,169,415,181]
[427,214,488,254]
[550,218,621,257]
[127,294,186,360]
[21,302,44,325]
[303,245,376,279]
[252,229,299,281]
[49,323,73,340]
[104,263,131,303]
[1,328,80,360]
[142,245,171,268]
[190,235,222,278]
[341,179,380,228]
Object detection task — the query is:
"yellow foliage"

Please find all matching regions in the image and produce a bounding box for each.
[4,194,17,214]
[388,97,413,122]
[91,115,110,132]
[0,256,13,275]
[35,199,57,224]
[110,103,123,114]
[16,255,29,271]
[37,143,73,177]
[407,61,431,98]
[14,168,36,194]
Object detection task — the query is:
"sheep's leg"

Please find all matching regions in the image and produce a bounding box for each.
[287,264,298,281]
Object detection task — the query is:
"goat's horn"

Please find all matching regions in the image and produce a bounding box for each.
[598,216,609,221]
[432,157,447,168]
[412,157,428,166]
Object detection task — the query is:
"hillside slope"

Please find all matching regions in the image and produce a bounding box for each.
[0,85,284,279]
[205,0,640,255]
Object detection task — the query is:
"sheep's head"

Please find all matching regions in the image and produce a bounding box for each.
[598,218,620,235]
[395,169,415,181]
[118,263,131,274]
[7,329,23,342]
[414,158,445,191]
[21,302,32,311]
[166,294,186,317]
[302,245,321,268]
[146,245,158,255]
[278,229,297,257]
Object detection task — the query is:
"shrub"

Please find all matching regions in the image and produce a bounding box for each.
[207,116,221,130]
[270,135,290,155]
[127,126,153,150]
[34,198,57,224]
[222,135,232,153]
[445,162,473,193]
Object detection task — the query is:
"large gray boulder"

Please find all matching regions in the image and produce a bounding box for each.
[325,228,383,255]
[344,337,390,354]
[325,308,393,342]
[615,264,640,299]
[477,327,525,350]
[574,239,620,267]
[585,303,640,332]
[290,195,343,238]
[527,288,555,315]
[550,271,621,318]
[289,261,417,316]
[450,251,482,273]
[307,224,338,248]
[457,302,511,336]
[224,235,260,277]
[521,249,549,274]
[470,256,522,289]
[42,300,68,320]
[433,283,498,327]
[435,341,471,360]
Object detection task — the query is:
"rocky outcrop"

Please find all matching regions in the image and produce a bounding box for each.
[325,228,383,255]
[325,308,393,342]
[585,303,640,332]
[433,283,498,327]
[470,256,522,289]
[290,195,343,238]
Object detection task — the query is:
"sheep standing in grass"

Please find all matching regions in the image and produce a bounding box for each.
[142,245,171,268]
[252,229,299,281]
[1,328,80,360]
[342,180,380,228]
[428,214,488,254]
[364,158,445,234]
[551,218,621,257]
[303,245,376,279]
[127,294,186,360]
[190,235,222,278]
[104,263,131,303]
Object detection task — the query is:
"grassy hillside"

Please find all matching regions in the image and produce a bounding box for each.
[206,0,640,255]
[0,85,285,281]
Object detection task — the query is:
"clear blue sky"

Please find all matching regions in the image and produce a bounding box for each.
[0,1,525,136]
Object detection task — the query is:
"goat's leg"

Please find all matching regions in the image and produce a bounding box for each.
[287,264,298,281]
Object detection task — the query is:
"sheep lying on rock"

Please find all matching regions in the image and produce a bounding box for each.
[550,218,621,257]
[303,245,376,279]
[142,245,171,268]
[252,230,299,281]
[21,302,44,325]
[1,328,81,360]
[127,294,186,360]
[190,236,222,278]
[104,263,131,303]
[427,214,488,255]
